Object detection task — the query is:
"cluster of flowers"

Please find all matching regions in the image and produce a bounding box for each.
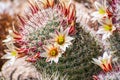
[91,0,118,40]
[91,0,120,80]
[1,0,76,65]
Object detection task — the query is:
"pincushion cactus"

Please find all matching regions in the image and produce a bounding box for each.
[36,26,102,80]
[1,0,120,80]
[2,0,75,63]
[1,0,103,80]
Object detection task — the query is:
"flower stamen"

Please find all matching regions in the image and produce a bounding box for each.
[49,48,58,57]
[103,24,112,31]
[99,8,106,14]
[57,35,65,45]
[11,51,17,56]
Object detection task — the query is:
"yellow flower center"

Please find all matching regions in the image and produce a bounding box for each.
[11,51,17,56]
[49,48,58,57]
[99,8,106,14]
[57,35,65,45]
[104,25,112,31]
[101,59,107,64]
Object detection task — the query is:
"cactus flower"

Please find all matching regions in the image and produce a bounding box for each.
[41,44,62,63]
[91,0,113,22]
[51,27,74,51]
[97,18,116,40]
[1,49,17,66]
[92,52,112,72]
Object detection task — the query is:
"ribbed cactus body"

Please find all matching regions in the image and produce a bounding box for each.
[35,25,102,80]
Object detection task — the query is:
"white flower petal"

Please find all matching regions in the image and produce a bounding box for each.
[98,56,103,61]
[92,58,101,66]
[103,52,109,59]
[102,33,110,40]
[64,43,69,48]
[9,30,14,36]
[91,12,100,17]
[5,43,15,51]
[66,36,74,42]
[97,28,106,34]
[60,46,66,51]
[103,0,107,9]
[54,57,59,63]
[9,58,16,65]
[1,53,13,59]
[2,57,16,69]
[94,1,102,10]
[58,52,62,57]
[60,26,64,33]
[112,26,116,31]
[2,35,13,43]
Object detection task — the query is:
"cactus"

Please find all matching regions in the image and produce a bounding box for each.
[95,69,120,80]
[35,25,103,80]
[108,31,120,57]
[1,0,76,62]
[1,0,120,80]
[39,70,68,80]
